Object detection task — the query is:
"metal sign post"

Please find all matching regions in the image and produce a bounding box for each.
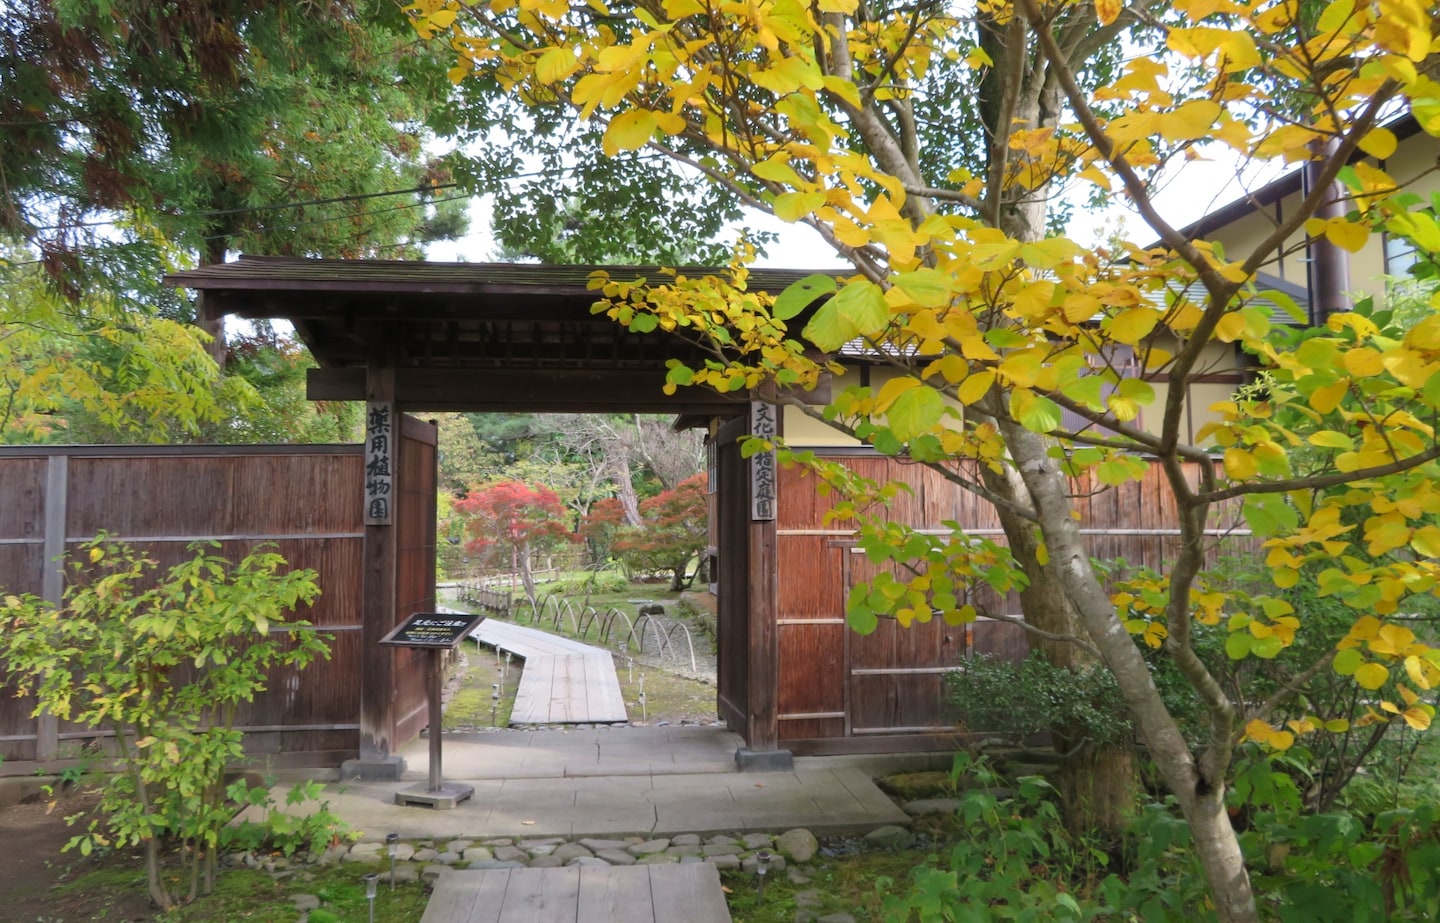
[379,611,485,809]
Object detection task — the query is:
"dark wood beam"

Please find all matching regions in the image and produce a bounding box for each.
[308,368,749,415]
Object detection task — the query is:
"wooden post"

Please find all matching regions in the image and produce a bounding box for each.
[736,397,789,770]
[37,454,67,761]
[747,513,779,751]
[345,355,405,779]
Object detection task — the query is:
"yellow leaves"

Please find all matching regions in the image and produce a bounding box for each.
[1108,307,1159,344]
[1358,126,1399,160]
[535,46,581,85]
[1372,0,1436,60]
[752,153,807,188]
[1094,0,1123,25]
[1364,512,1411,556]
[923,354,969,385]
[1161,100,1223,142]
[1167,26,1229,58]
[958,370,995,405]
[1224,447,1257,479]
[1405,654,1440,689]
[773,191,826,222]
[1405,521,1440,558]
[1305,216,1370,253]
[1018,236,1081,270]
[893,269,955,308]
[574,69,642,119]
[662,0,707,16]
[1213,312,1248,343]
[1245,719,1295,750]
[1308,380,1350,414]
[1369,622,1419,657]
[751,54,824,95]
[1341,347,1384,377]
[1194,591,1225,625]
[603,109,659,155]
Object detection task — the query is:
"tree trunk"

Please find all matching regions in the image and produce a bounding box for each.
[981,464,1142,838]
[611,455,643,526]
[1003,421,1260,923]
[518,540,537,600]
[198,236,228,370]
[1057,739,1140,839]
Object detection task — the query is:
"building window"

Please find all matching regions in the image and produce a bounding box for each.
[1385,233,1420,278]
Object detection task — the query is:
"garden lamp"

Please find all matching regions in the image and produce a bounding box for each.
[364,872,379,923]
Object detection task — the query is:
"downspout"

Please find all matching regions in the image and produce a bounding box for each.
[1303,142,1351,327]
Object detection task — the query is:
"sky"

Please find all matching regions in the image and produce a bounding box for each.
[427,142,1291,271]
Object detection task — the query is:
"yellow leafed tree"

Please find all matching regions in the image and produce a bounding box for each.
[408,0,1440,918]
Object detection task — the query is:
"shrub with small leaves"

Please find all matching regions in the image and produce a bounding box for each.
[0,537,332,910]
[946,653,1134,748]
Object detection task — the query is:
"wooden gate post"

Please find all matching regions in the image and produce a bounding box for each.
[35,454,67,761]
[735,398,792,771]
[342,355,406,780]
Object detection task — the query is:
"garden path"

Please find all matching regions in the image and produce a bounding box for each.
[469,619,628,725]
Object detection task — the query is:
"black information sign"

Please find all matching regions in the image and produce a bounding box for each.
[379,612,485,650]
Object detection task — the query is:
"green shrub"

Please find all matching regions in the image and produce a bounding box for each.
[945,653,1133,746]
[0,537,337,910]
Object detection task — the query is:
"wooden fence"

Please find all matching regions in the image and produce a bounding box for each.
[767,452,1258,751]
[0,445,366,774]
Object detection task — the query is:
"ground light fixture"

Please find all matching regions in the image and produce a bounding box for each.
[756,849,773,901]
[386,833,399,890]
[364,872,379,923]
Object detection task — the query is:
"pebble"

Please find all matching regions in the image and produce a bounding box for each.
[862,825,915,851]
[777,828,820,863]
[291,894,322,912]
[301,821,916,881]
[628,838,671,855]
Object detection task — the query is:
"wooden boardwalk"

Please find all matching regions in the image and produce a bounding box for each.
[471,620,628,725]
[420,864,731,923]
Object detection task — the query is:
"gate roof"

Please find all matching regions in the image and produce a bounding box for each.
[167,255,824,415]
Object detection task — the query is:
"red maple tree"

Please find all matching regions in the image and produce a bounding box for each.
[455,481,573,599]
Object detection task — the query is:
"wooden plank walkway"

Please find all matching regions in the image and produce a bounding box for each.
[420,864,731,923]
[470,620,628,725]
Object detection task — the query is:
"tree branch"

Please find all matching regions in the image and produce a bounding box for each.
[1195,443,1440,505]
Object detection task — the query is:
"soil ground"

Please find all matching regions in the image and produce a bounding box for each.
[0,787,155,923]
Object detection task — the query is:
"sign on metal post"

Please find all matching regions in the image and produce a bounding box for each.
[750,401,777,521]
[378,611,485,649]
[381,611,485,809]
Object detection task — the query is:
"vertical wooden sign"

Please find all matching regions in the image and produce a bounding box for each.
[365,400,394,525]
[750,401,777,521]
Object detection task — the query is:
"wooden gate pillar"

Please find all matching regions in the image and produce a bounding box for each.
[342,352,407,780]
[735,398,792,771]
